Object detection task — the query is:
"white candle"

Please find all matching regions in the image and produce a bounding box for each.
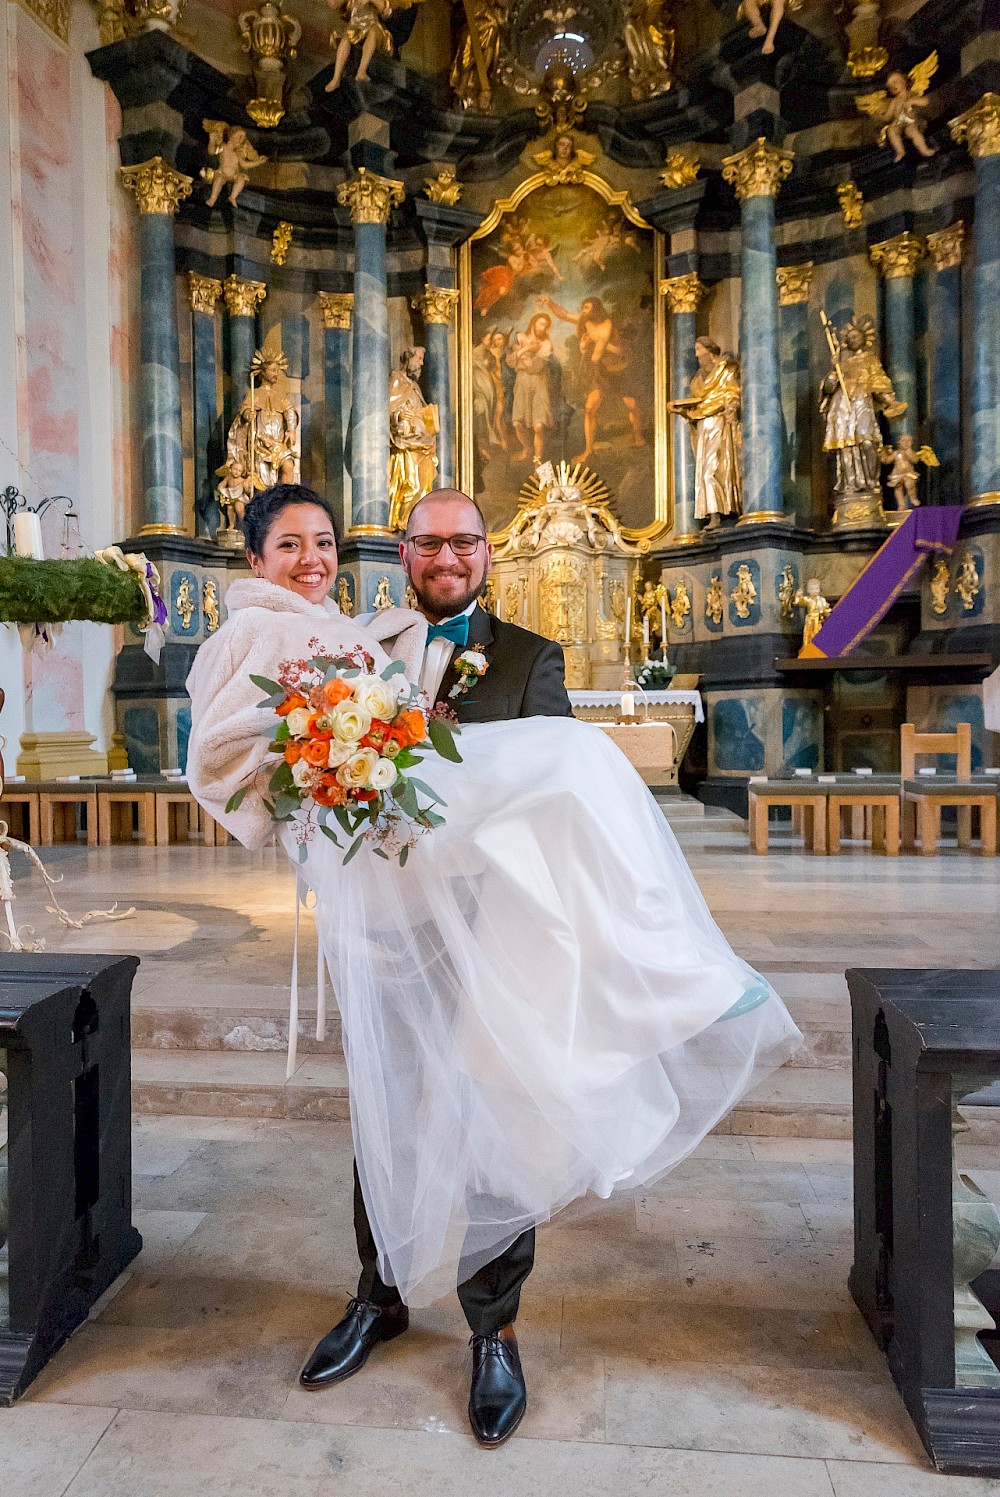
[624,597,631,647]
[495,586,501,622]
[620,691,635,718]
[642,615,650,646]
[13,511,44,559]
[661,596,667,646]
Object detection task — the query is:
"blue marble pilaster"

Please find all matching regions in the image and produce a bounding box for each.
[192,307,220,537]
[324,322,351,532]
[971,154,1000,499]
[739,194,784,516]
[424,321,454,487]
[778,298,811,525]
[350,221,391,529]
[882,275,918,438]
[670,309,699,538]
[138,212,185,532]
[926,255,961,501]
[225,312,257,432]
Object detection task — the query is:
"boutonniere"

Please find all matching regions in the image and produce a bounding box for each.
[448,649,489,700]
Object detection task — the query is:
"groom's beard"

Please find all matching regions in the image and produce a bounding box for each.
[407,558,489,621]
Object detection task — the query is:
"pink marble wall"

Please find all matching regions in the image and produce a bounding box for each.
[106,88,140,530]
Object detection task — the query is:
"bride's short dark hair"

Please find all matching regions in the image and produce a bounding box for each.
[243,484,340,556]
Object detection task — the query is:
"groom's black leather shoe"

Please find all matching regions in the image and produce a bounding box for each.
[299,1298,409,1389]
[468,1326,527,1447]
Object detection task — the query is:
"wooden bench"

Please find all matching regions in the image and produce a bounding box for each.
[826,778,902,856]
[97,787,157,846]
[748,780,828,854]
[0,788,40,844]
[900,724,997,855]
[38,786,98,846]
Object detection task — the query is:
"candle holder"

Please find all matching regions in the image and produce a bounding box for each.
[1,488,78,558]
[616,665,649,725]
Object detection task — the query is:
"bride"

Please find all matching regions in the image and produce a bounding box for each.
[186,482,800,1442]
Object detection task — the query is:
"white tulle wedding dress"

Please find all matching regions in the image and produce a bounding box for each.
[187,582,801,1307]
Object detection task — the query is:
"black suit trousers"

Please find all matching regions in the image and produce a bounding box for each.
[353,1164,535,1336]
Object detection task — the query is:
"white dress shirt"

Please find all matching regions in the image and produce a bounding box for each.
[418,599,478,702]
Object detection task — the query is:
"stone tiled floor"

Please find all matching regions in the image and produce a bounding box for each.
[4,807,1000,1494]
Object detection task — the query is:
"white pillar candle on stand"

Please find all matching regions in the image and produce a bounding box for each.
[13,511,44,560]
[661,595,668,649]
[620,690,635,718]
[642,615,650,647]
[624,596,631,652]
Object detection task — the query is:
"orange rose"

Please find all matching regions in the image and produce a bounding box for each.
[276,692,307,718]
[284,741,302,766]
[307,713,333,741]
[322,677,353,708]
[391,708,427,749]
[313,777,348,807]
[302,738,331,768]
[354,788,377,802]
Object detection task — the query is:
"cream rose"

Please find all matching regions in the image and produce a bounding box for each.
[326,739,356,769]
[336,747,380,789]
[285,706,312,738]
[329,700,373,743]
[351,674,399,722]
[291,758,322,789]
[368,757,398,792]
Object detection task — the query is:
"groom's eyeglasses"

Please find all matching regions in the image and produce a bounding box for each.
[407,534,485,558]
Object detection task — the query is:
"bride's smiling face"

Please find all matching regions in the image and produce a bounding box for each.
[248,502,338,603]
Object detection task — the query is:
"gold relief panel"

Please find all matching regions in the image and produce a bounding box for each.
[660,153,700,189]
[837,182,864,229]
[459,161,670,546]
[424,168,463,205]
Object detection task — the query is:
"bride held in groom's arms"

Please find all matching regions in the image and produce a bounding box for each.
[186,483,801,1449]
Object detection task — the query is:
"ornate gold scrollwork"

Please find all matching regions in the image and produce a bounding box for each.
[721,138,793,201]
[119,157,194,216]
[337,168,405,225]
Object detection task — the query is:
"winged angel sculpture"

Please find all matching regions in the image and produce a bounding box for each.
[325,0,424,91]
[856,52,938,163]
[202,121,268,208]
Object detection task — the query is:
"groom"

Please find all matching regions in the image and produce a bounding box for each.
[299,487,572,1446]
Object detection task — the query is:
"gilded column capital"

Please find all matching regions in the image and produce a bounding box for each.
[658,272,707,315]
[317,291,355,329]
[119,157,193,216]
[337,168,405,225]
[411,285,460,325]
[721,137,793,201]
[869,231,924,279]
[776,262,814,306]
[949,93,1000,159]
[926,222,965,272]
[837,182,864,229]
[186,272,223,314]
[223,273,267,317]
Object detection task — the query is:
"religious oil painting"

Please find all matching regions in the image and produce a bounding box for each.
[460,175,667,538]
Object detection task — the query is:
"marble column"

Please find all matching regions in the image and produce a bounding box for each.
[950,94,1000,508]
[337,168,405,532]
[317,292,354,533]
[186,272,223,538]
[722,138,794,523]
[660,272,707,541]
[222,274,267,431]
[926,223,965,503]
[412,285,460,488]
[869,232,924,438]
[119,157,193,536]
[776,263,815,527]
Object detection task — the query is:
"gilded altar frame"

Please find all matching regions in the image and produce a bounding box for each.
[458,169,671,546]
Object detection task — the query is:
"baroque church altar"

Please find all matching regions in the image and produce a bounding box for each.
[1,0,998,807]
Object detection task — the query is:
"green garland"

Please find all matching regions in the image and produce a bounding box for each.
[0,557,148,626]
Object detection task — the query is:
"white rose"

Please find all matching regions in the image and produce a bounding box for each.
[352,674,399,722]
[368,757,398,792]
[459,650,487,672]
[285,706,312,737]
[336,747,380,788]
[327,739,355,769]
[329,700,373,743]
[291,758,320,789]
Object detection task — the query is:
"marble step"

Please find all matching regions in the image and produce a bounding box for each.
[129,1048,1000,1144]
[131,995,852,1070]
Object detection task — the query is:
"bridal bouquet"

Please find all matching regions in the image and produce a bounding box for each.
[226,644,461,866]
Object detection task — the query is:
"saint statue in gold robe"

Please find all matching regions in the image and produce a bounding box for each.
[387,346,439,532]
[218,351,299,532]
[668,337,742,529]
[820,317,905,509]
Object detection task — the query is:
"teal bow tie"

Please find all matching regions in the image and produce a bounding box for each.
[427,615,471,648]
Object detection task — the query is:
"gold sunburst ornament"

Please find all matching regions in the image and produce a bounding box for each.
[517,460,610,510]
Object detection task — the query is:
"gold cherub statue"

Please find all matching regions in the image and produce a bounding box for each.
[881,434,939,509]
[201,121,268,208]
[739,0,802,55]
[856,53,938,163]
[794,578,831,651]
[324,0,423,92]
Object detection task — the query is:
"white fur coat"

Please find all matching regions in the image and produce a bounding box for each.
[185,579,429,847]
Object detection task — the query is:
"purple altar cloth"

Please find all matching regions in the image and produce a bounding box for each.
[802,506,965,658]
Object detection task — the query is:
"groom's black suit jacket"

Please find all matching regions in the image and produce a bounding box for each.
[433,604,573,722]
